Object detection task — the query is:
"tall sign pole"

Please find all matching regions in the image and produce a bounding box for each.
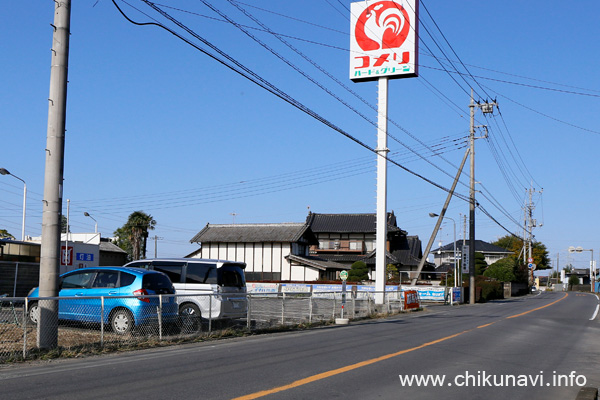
[350,0,419,305]
[375,77,389,304]
[39,0,71,349]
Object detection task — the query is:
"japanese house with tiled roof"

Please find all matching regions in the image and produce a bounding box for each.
[188,222,347,281]
[188,212,431,282]
[430,239,514,272]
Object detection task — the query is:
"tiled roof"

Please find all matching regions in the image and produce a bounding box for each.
[99,241,127,254]
[190,223,316,244]
[431,240,512,254]
[306,212,405,234]
[287,254,350,271]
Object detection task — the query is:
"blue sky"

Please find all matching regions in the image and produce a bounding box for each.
[2,1,599,270]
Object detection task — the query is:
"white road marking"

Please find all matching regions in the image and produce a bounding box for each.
[590,304,599,321]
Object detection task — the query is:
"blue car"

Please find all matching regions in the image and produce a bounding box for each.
[27,267,178,334]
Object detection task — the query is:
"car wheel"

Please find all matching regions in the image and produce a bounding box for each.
[111,309,134,335]
[179,303,201,332]
[28,302,40,325]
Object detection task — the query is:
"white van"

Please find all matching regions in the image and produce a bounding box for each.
[124,258,247,326]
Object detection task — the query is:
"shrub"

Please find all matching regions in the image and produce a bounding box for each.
[475,276,503,302]
[348,261,369,282]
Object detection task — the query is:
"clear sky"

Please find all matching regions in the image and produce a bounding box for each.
[2,1,599,270]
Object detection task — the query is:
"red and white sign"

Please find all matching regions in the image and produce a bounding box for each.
[61,246,73,266]
[350,0,418,81]
[404,290,420,310]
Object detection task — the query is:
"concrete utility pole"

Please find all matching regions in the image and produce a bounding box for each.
[524,184,543,285]
[38,0,71,349]
[411,146,470,286]
[468,89,495,304]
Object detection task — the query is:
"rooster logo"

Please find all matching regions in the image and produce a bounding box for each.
[355,1,411,51]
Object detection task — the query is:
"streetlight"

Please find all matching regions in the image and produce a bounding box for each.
[430,213,457,300]
[83,212,98,233]
[568,246,594,292]
[0,168,27,241]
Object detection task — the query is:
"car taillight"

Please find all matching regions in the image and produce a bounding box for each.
[133,289,150,303]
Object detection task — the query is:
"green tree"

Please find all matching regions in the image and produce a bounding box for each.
[386,264,400,283]
[563,264,573,273]
[568,274,580,290]
[474,252,488,275]
[484,257,516,282]
[0,229,14,239]
[348,261,369,282]
[492,235,550,270]
[113,211,156,261]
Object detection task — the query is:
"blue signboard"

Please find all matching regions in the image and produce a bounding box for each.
[76,253,94,262]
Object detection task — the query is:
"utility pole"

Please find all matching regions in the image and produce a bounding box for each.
[38,0,71,349]
[468,89,496,304]
[151,235,164,258]
[411,147,470,286]
[524,184,543,285]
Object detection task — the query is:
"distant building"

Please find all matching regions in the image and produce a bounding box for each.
[430,239,514,272]
[0,234,128,296]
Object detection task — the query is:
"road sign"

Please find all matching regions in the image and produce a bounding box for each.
[528,257,534,263]
[340,271,348,281]
[461,245,469,273]
[528,263,536,270]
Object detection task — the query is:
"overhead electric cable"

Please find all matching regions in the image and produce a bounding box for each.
[111,0,473,205]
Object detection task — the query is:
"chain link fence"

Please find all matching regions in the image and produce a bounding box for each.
[0,290,417,362]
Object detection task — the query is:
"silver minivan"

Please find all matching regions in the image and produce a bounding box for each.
[124,258,247,327]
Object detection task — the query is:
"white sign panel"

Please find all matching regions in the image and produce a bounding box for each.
[461,245,469,274]
[350,0,419,81]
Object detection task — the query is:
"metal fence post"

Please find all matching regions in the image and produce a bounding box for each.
[246,294,251,330]
[308,294,313,324]
[100,296,104,348]
[332,294,336,320]
[13,263,19,297]
[281,294,285,326]
[158,295,163,341]
[208,294,212,334]
[23,298,28,359]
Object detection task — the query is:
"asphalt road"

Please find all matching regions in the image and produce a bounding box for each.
[1,291,598,400]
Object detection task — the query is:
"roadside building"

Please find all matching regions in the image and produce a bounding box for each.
[188,212,431,282]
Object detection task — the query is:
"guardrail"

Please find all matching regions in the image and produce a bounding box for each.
[0,291,419,363]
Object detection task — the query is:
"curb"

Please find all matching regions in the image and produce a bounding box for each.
[576,387,598,400]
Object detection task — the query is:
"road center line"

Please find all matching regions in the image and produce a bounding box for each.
[505,292,568,319]
[232,293,569,400]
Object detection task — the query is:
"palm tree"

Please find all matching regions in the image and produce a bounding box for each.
[125,211,156,260]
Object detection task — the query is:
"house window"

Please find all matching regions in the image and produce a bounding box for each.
[366,241,375,252]
[293,243,307,256]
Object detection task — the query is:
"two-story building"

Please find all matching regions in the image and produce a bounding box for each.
[188,222,344,281]
[188,212,430,282]
[430,239,514,272]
